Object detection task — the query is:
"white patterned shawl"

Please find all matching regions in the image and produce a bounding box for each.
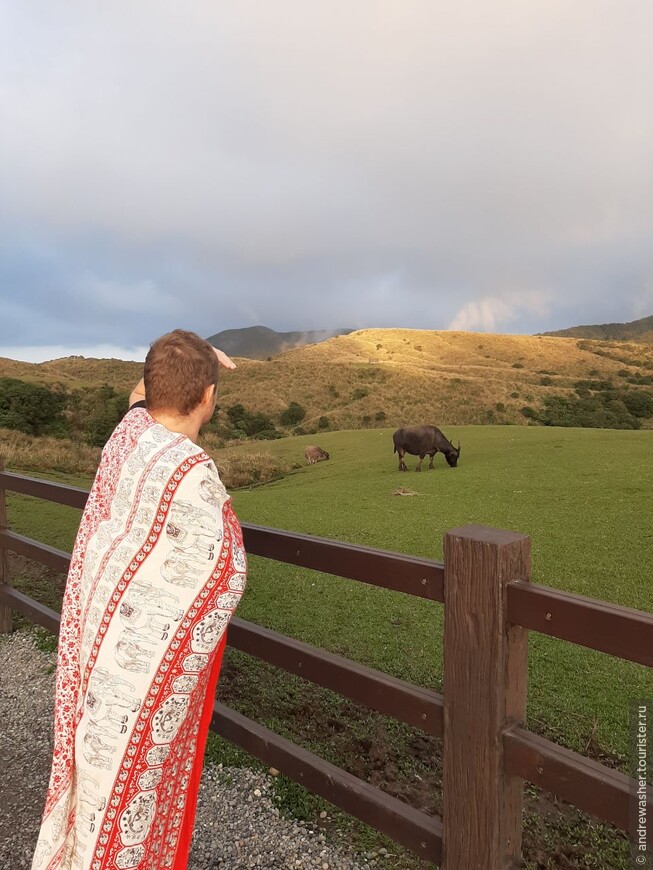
[31,407,246,870]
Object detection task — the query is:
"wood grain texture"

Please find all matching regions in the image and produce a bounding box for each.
[507,579,653,667]
[504,726,653,832]
[443,525,530,869]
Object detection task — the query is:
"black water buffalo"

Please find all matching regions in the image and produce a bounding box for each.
[393,426,461,471]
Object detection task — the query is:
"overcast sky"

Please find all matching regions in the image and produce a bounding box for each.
[1,1,652,362]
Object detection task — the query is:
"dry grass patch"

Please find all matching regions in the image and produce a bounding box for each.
[0,356,142,391]
[200,435,296,488]
[0,430,295,489]
[0,428,101,475]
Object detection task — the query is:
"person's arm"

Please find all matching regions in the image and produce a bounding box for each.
[129,378,146,409]
[128,347,236,409]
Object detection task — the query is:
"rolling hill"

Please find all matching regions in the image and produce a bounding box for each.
[0,355,143,392]
[2,328,653,431]
[540,313,653,343]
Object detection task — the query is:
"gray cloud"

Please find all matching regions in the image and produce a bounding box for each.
[1,0,653,360]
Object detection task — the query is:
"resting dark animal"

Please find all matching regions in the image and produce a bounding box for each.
[392,426,461,471]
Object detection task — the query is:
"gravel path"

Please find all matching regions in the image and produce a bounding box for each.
[0,631,383,870]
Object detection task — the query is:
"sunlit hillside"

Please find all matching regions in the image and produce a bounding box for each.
[213,328,653,429]
[2,328,653,430]
[0,356,143,392]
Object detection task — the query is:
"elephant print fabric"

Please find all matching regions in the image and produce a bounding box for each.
[31,407,247,870]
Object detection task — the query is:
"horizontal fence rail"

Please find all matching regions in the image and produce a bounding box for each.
[0,470,89,509]
[0,581,445,860]
[243,524,445,601]
[0,584,61,635]
[504,726,653,833]
[508,579,653,668]
[212,702,443,863]
[228,618,444,736]
[0,531,444,735]
[2,467,652,867]
[0,529,72,574]
[0,471,445,601]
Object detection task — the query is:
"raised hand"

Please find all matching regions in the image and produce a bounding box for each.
[212,347,237,370]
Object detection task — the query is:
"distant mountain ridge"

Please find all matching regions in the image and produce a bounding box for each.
[540,314,653,343]
[205,325,354,359]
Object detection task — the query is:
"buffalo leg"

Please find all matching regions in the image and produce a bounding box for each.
[428,451,436,470]
[397,449,406,471]
[416,455,425,471]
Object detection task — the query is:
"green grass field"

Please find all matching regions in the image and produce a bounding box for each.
[4,425,653,868]
[228,426,653,755]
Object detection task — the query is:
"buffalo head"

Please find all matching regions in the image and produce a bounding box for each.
[445,441,461,467]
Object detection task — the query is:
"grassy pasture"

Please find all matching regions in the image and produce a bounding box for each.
[226,426,653,754]
[3,424,653,867]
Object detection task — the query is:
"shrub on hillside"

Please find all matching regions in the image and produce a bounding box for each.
[318,416,330,430]
[627,373,653,385]
[69,385,129,447]
[252,429,283,440]
[574,379,614,394]
[530,388,653,429]
[622,390,653,418]
[279,402,306,426]
[0,378,70,438]
[226,403,280,439]
[512,362,524,369]
[351,387,368,400]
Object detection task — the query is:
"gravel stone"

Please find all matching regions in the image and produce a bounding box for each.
[0,631,379,869]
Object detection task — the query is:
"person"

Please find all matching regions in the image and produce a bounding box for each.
[31,329,246,870]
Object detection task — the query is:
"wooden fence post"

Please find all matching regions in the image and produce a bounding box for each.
[0,458,11,633]
[442,525,530,869]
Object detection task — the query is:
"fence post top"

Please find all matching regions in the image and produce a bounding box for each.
[445,525,530,546]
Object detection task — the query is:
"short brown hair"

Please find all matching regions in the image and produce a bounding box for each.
[144,329,219,416]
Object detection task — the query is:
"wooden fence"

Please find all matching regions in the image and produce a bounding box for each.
[0,464,651,868]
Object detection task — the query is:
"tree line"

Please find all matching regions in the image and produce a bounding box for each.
[3,375,653,446]
[0,378,309,446]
